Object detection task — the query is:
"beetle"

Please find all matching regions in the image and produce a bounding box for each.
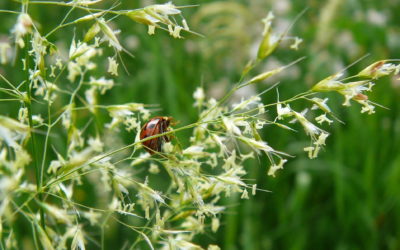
[140,116,173,154]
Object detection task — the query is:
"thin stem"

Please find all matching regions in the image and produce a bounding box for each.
[24,32,46,229]
[29,1,122,14]
[45,5,76,38]
[40,76,50,195]
[0,73,24,96]
[0,9,20,14]
[0,98,21,102]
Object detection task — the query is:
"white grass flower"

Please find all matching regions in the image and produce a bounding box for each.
[14,148,31,169]
[248,66,284,84]
[241,189,249,199]
[0,169,23,193]
[36,224,55,250]
[11,14,33,48]
[210,134,228,154]
[240,137,289,157]
[41,203,73,224]
[148,25,156,35]
[124,117,140,131]
[172,26,182,38]
[88,137,103,152]
[292,111,323,140]
[126,11,159,26]
[211,217,220,233]
[258,103,265,114]
[98,18,122,51]
[183,146,207,157]
[262,12,274,35]
[48,156,65,175]
[49,65,57,77]
[84,22,101,43]
[127,2,180,26]
[56,58,63,69]
[337,80,371,106]
[168,24,174,35]
[85,87,97,113]
[268,158,287,177]
[223,117,242,135]
[232,96,261,112]
[163,142,174,153]
[222,150,238,170]
[113,174,130,196]
[303,132,329,159]
[137,182,166,205]
[290,37,303,50]
[68,0,103,6]
[149,163,160,174]
[150,2,181,16]
[32,115,44,125]
[162,236,202,250]
[198,204,225,217]
[62,148,93,173]
[312,73,378,113]
[59,183,73,199]
[83,210,101,226]
[182,19,190,31]
[193,87,205,107]
[311,73,344,92]
[358,60,399,79]
[67,61,82,82]
[69,41,92,60]
[181,216,205,233]
[310,97,331,113]
[68,126,85,151]
[208,245,221,250]
[216,169,246,187]
[0,42,11,64]
[107,57,119,76]
[315,114,333,125]
[358,100,376,114]
[252,184,257,195]
[71,225,86,250]
[276,103,293,120]
[304,146,315,159]
[89,77,114,94]
[131,153,151,167]
[61,104,72,129]
[257,11,285,60]
[0,116,29,147]
[126,2,188,40]
[315,132,329,146]
[18,107,28,123]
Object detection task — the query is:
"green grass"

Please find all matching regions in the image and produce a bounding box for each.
[0,0,399,249]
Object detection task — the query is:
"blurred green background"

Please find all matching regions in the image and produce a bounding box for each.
[1,0,399,249]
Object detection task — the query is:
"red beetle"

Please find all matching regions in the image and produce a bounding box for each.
[140,116,173,154]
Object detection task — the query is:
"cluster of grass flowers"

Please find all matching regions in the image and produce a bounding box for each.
[0,1,399,249]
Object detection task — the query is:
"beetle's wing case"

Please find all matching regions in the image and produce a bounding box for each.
[139,117,172,154]
[140,118,162,153]
[140,118,160,139]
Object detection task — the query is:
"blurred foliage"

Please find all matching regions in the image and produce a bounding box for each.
[0,0,399,249]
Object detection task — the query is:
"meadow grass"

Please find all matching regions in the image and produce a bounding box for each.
[0,0,399,249]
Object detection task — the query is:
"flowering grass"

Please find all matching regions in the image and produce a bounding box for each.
[0,0,399,249]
